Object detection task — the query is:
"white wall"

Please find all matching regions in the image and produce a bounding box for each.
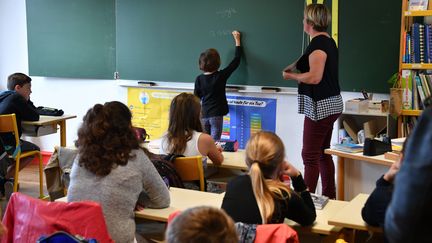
[0,0,390,197]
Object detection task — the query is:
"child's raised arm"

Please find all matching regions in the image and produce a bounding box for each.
[232,30,241,46]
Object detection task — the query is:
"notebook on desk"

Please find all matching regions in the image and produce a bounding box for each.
[311,193,329,210]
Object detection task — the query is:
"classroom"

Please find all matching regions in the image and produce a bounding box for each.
[0,0,429,242]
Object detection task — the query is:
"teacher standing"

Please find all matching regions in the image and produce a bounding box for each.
[282,3,343,199]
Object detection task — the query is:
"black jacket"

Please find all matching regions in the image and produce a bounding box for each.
[0,91,39,146]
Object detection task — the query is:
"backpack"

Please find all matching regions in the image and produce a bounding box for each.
[37,231,98,243]
[147,151,185,188]
[37,106,64,116]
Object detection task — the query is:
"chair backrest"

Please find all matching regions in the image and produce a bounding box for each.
[2,192,113,243]
[173,156,205,191]
[0,113,20,148]
[255,224,299,243]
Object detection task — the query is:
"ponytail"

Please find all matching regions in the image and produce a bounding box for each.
[246,131,292,223]
[249,162,275,224]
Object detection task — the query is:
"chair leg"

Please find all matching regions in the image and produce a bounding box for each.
[14,157,20,192]
[38,153,44,199]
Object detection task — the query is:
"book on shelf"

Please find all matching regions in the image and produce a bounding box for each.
[311,193,329,210]
[409,0,429,11]
[401,70,413,109]
[333,143,363,153]
[415,75,427,106]
[419,73,431,97]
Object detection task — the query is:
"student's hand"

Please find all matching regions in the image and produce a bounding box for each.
[383,157,402,183]
[216,144,223,153]
[135,202,145,211]
[232,30,241,46]
[280,161,301,178]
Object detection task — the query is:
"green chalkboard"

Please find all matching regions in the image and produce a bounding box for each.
[116,0,305,87]
[26,0,401,92]
[338,0,401,93]
[26,0,116,79]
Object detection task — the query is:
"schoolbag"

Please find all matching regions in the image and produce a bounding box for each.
[37,231,98,243]
[147,151,185,188]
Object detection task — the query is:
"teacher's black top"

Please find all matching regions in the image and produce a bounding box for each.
[194,46,242,118]
[296,35,343,121]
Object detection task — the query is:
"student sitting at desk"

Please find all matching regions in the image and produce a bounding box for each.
[0,73,40,199]
[222,131,316,225]
[160,92,224,170]
[361,145,404,229]
[67,101,170,243]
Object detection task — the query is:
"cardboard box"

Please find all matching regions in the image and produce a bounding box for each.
[368,100,389,114]
[345,99,369,113]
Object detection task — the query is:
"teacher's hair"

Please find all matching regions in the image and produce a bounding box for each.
[304,3,331,32]
[246,131,292,223]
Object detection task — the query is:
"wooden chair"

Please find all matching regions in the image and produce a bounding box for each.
[0,114,44,198]
[173,156,205,191]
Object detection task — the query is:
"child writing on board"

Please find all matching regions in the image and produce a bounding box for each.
[194,30,242,141]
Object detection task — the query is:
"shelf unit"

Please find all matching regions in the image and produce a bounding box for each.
[397,0,432,137]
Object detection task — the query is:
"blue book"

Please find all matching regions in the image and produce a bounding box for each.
[425,24,430,63]
[333,143,363,153]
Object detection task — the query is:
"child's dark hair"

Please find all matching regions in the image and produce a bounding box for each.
[199,48,221,72]
[7,73,32,91]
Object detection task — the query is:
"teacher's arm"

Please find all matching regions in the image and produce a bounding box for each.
[282,50,326,85]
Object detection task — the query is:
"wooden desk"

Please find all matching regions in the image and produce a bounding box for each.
[56,187,224,222]
[328,193,382,232]
[148,143,248,171]
[325,149,394,200]
[22,115,76,146]
[208,150,247,170]
[285,200,349,235]
[135,187,224,222]
[57,187,347,236]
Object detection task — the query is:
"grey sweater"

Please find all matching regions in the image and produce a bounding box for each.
[67,149,170,243]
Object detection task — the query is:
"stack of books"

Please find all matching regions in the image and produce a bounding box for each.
[333,143,363,153]
[311,193,329,210]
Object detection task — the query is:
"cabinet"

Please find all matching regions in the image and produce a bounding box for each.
[397,0,432,136]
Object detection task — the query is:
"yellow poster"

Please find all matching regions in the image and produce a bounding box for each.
[127,88,181,140]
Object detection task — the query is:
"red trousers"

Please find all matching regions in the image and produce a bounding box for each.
[302,113,340,199]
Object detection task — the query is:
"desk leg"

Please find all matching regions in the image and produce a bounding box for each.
[337,156,345,201]
[59,120,66,147]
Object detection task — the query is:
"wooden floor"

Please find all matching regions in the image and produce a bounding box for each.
[1,164,48,215]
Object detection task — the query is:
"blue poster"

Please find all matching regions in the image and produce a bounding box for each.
[221,96,277,149]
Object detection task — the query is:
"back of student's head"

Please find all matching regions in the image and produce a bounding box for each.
[76,101,139,176]
[245,131,290,223]
[7,73,31,91]
[166,206,238,243]
[167,92,203,154]
[304,3,331,32]
[199,48,221,72]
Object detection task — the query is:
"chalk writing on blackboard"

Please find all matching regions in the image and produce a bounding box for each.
[209,30,232,37]
[216,8,237,18]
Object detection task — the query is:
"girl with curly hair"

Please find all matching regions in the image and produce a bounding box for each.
[67,101,170,243]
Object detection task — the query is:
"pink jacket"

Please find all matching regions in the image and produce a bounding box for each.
[2,192,113,243]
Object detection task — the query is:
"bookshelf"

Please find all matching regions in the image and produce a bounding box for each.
[397,0,432,137]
